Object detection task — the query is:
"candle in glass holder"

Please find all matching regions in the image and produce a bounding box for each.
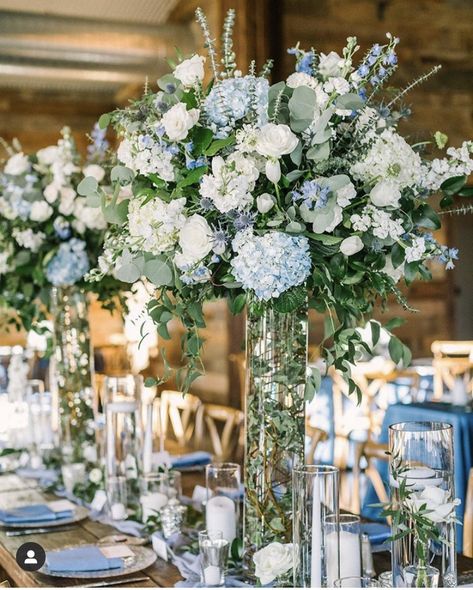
[206,495,236,542]
[326,515,362,585]
[141,491,168,521]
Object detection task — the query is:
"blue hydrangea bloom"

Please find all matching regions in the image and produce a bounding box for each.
[46,238,90,286]
[204,76,269,138]
[230,230,311,301]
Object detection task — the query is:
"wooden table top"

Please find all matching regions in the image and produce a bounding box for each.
[0,473,472,588]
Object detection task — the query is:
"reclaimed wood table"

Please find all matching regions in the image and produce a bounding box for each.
[0,473,472,587]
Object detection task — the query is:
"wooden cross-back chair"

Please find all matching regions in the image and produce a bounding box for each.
[352,439,390,521]
[305,425,329,464]
[160,390,203,449]
[431,340,473,400]
[196,404,244,462]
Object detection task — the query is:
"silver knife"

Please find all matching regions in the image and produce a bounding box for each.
[6,525,76,537]
[80,576,150,588]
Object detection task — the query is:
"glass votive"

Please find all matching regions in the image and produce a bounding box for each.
[404,565,439,588]
[377,571,392,587]
[139,471,181,522]
[205,462,240,543]
[107,476,128,520]
[199,530,229,587]
[61,463,86,494]
[334,576,380,588]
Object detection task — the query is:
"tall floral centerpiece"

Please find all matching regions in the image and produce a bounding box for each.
[80,9,473,567]
[0,126,125,462]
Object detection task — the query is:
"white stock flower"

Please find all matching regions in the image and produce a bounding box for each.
[370,180,401,208]
[4,152,30,175]
[83,164,106,183]
[162,103,199,142]
[44,182,60,203]
[409,486,460,524]
[89,468,103,485]
[340,236,364,256]
[13,228,45,252]
[128,196,186,255]
[174,214,213,268]
[174,55,205,88]
[323,76,350,96]
[36,145,59,166]
[58,186,77,216]
[29,200,53,222]
[256,193,275,214]
[253,542,293,585]
[318,51,345,77]
[255,123,298,158]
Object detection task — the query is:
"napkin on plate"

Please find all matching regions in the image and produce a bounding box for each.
[46,546,123,573]
[0,503,73,523]
[171,451,212,469]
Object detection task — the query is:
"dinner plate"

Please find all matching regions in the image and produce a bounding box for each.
[0,504,89,529]
[40,544,157,579]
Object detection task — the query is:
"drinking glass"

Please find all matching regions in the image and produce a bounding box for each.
[334,576,380,588]
[404,565,439,588]
[107,475,128,520]
[199,530,229,587]
[139,471,181,522]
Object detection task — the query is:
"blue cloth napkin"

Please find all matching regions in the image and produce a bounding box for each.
[171,451,212,468]
[46,546,123,573]
[361,522,391,545]
[0,504,73,523]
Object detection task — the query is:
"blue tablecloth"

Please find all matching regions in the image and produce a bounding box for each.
[362,402,473,551]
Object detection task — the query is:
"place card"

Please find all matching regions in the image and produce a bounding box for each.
[47,500,76,513]
[90,490,108,512]
[100,545,134,559]
[151,533,168,562]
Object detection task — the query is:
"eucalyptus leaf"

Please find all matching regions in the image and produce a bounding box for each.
[111,166,134,186]
[334,93,364,111]
[77,176,98,197]
[114,250,145,283]
[143,258,173,286]
[307,142,330,161]
[288,86,317,121]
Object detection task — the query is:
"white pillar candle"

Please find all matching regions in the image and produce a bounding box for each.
[310,481,322,587]
[105,409,116,477]
[142,404,154,475]
[206,496,236,542]
[390,467,443,490]
[140,492,168,522]
[111,502,127,520]
[203,565,222,586]
[326,530,361,585]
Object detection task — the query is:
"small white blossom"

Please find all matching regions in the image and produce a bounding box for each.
[318,51,345,77]
[162,103,199,142]
[405,236,426,263]
[336,182,357,208]
[370,180,402,208]
[29,200,53,222]
[4,152,30,176]
[173,54,205,88]
[83,164,106,183]
[256,193,275,214]
[13,228,45,252]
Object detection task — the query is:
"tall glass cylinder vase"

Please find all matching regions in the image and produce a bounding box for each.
[389,422,456,588]
[51,286,96,463]
[292,465,340,587]
[243,297,307,569]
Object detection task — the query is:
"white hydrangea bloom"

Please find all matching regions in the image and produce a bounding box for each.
[405,236,426,263]
[351,205,404,240]
[128,197,186,254]
[421,141,473,192]
[72,197,107,233]
[200,154,259,213]
[12,228,45,252]
[117,136,175,182]
[351,129,422,189]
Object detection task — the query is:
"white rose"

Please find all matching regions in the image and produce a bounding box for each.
[4,152,29,175]
[89,468,103,485]
[370,180,401,208]
[176,214,212,267]
[265,159,281,184]
[409,486,460,524]
[256,123,299,159]
[318,51,345,77]
[253,542,293,585]
[174,54,205,88]
[83,444,98,463]
[29,200,53,222]
[162,103,200,142]
[340,236,364,256]
[36,145,59,166]
[83,164,105,183]
[256,193,275,214]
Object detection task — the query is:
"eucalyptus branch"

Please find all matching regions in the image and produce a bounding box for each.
[386,65,442,109]
[221,8,237,76]
[439,204,473,216]
[0,137,15,157]
[195,7,220,80]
